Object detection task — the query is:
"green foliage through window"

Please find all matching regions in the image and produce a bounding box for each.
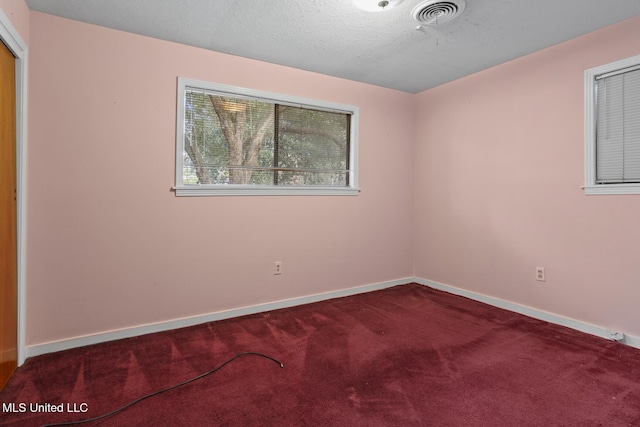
[182,90,351,187]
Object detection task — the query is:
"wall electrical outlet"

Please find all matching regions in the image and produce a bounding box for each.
[274,261,282,275]
[535,267,546,282]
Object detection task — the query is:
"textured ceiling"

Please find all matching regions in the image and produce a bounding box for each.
[24,0,640,93]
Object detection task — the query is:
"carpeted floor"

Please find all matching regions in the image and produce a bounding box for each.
[2,283,640,426]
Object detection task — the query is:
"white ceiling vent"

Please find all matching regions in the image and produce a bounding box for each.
[411,0,466,25]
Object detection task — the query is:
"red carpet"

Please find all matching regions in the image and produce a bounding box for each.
[2,283,640,426]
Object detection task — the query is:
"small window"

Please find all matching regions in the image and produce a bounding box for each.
[584,54,640,195]
[175,78,359,196]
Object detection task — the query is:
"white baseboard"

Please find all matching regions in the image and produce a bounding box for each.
[25,277,412,359]
[414,277,640,350]
[25,276,640,359]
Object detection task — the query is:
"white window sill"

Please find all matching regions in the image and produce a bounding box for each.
[173,185,360,197]
[583,183,640,195]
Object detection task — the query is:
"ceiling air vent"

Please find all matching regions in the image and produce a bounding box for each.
[411,0,466,25]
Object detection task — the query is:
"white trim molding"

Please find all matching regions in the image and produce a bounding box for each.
[25,276,640,359]
[0,6,28,366]
[174,185,360,197]
[414,277,640,350]
[25,278,411,358]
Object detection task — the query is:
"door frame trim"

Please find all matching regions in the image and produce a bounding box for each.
[0,7,28,366]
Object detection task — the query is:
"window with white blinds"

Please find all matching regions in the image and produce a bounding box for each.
[175,78,359,196]
[596,67,640,183]
[584,54,640,195]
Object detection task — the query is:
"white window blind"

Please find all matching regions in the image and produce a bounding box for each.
[595,67,640,184]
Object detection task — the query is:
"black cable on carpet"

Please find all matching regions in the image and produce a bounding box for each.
[40,351,284,427]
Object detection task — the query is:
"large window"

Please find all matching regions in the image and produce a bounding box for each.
[175,78,359,196]
[584,54,640,195]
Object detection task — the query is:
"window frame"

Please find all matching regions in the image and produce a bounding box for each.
[584,54,640,195]
[174,77,359,196]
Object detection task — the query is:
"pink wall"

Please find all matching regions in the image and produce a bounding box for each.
[26,12,415,345]
[414,16,640,337]
[0,0,28,44]
[24,9,640,348]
